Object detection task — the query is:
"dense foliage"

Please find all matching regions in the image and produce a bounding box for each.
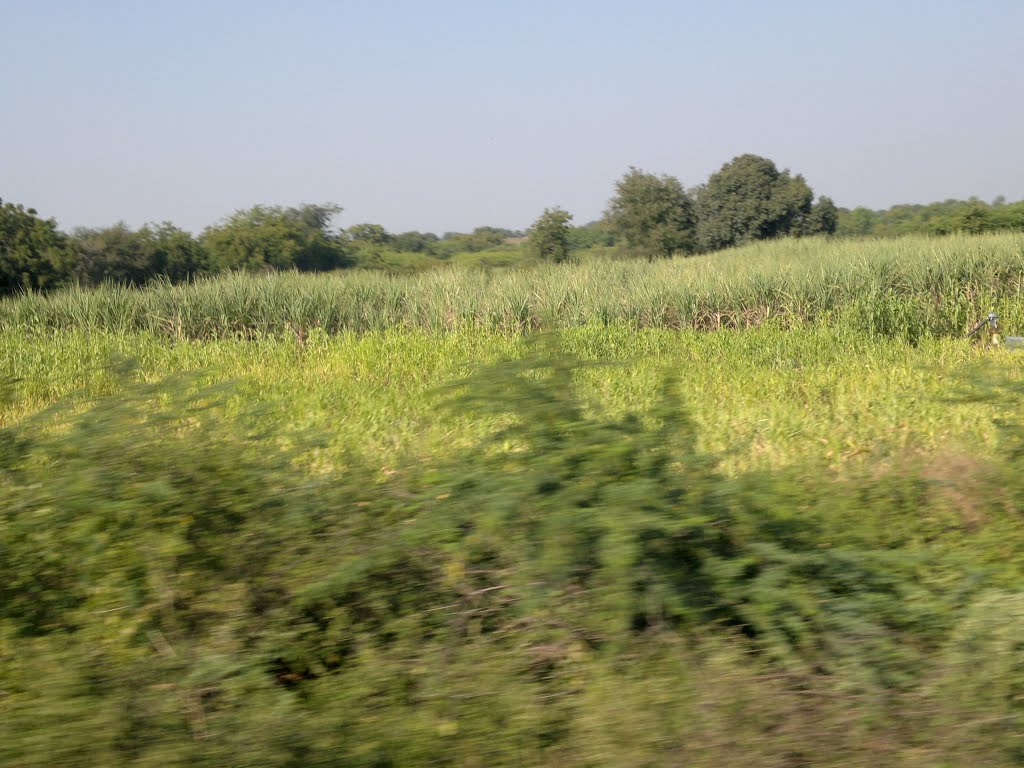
[2,335,1023,766]
[0,198,73,292]
[3,154,1022,294]
[200,204,351,273]
[71,222,206,286]
[3,233,1022,343]
[605,168,696,259]
[696,154,836,251]
[838,197,1024,238]
[527,207,573,263]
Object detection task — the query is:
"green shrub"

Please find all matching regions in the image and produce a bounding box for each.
[2,342,1024,765]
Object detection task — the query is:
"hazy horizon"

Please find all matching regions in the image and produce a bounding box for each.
[3,0,1022,235]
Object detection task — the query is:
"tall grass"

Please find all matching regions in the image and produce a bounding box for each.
[2,324,1020,475]
[2,233,1022,339]
[3,332,1024,766]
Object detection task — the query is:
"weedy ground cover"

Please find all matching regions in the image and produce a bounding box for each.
[1,333,1023,767]
[3,233,1024,766]
[1,324,1018,474]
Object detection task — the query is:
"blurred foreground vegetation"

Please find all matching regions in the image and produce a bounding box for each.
[2,330,1024,766]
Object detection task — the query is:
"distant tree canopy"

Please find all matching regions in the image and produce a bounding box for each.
[72,224,153,286]
[343,223,440,271]
[348,223,393,246]
[137,222,207,283]
[605,168,696,259]
[437,226,521,255]
[201,204,350,273]
[567,220,617,252]
[528,207,573,263]
[69,222,206,286]
[696,154,835,252]
[391,230,439,254]
[801,195,839,237]
[4,159,1024,295]
[0,199,72,292]
[837,198,1024,238]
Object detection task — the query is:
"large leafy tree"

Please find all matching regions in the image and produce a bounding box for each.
[798,195,838,237]
[836,206,879,237]
[391,230,439,254]
[696,154,834,251]
[137,222,207,282]
[347,223,393,247]
[0,198,73,293]
[528,207,573,263]
[605,168,696,259]
[71,223,151,285]
[201,203,350,273]
[68,222,204,287]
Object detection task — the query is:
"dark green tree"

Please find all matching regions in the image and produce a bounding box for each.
[392,230,439,254]
[605,168,696,259]
[990,201,1024,230]
[798,196,839,236]
[835,198,1024,238]
[71,223,151,285]
[347,223,401,269]
[836,206,879,237]
[69,222,205,286]
[0,198,73,293]
[347,223,393,246]
[696,154,822,251]
[136,222,207,282]
[201,203,349,273]
[528,207,573,263]
[955,201,992,234]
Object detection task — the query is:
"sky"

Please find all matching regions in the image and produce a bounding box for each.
[2,0,1022,235]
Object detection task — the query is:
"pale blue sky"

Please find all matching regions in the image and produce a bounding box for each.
[2,0,1022,234]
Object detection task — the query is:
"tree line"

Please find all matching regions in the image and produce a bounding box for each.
[531,153,838,264]
[837,196,1024,238]
[0,198,533,294]
[3,152,1021,294]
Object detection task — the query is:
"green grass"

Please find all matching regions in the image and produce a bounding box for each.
[3,324,1020,475]
[4,234,1024,766]
[3,232,1023,339]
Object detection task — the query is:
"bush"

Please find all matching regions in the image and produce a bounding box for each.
[0,198,73,293]
[2,344,1023,765]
